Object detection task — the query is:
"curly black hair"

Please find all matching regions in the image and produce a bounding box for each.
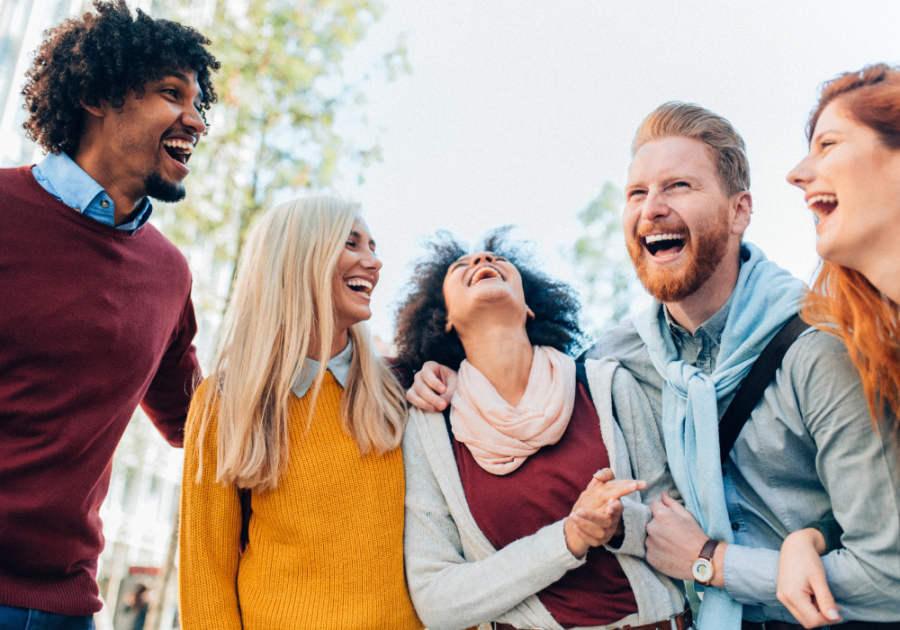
[394,227,586,374]
[21,0,220,155]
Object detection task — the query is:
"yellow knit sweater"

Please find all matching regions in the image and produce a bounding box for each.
[179,373,423,630]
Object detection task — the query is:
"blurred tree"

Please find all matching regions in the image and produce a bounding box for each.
[570,181,645,339]
[153,0,409,315]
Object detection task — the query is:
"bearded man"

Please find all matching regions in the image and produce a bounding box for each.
[407,103,900,630]
[0,1,219,627]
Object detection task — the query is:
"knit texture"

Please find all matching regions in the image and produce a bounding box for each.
[0,166,199,616]
[180,372,423,630]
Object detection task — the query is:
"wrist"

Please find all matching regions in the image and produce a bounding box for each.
[795,527,828,556]
[710,541,727,589]
[564,518,588,558]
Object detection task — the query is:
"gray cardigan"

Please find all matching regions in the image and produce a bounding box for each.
[403,358,687,630]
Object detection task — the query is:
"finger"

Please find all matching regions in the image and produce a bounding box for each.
[412,375,448,410]
[602,499,624,516]
[661,491,693,517]
[593,468,615,482]
[586,479,646,504]
[570,516,604,546]
[785,596,833,630]
[575,507,614,528]
[649,499,665,516]
[420,366,447,394]
[809,575,841,624]
[405,388,438,413]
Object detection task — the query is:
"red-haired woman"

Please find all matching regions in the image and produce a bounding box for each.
[780,63,900,628]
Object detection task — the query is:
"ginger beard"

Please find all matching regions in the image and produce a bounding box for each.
[627,208,732,303]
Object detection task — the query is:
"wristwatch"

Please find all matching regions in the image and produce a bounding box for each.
[691,538,720,586]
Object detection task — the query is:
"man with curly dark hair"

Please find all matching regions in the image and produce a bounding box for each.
[0,1,219,627]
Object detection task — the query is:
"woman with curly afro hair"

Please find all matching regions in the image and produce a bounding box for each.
[394,228,691,630]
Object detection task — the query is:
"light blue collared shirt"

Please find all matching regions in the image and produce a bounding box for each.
[31,152,152,233]
[292,340,353,399]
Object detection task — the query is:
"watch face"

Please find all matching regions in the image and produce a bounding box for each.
[691,558,714,584]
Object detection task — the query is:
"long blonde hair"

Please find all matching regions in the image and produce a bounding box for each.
[193,196,407,492]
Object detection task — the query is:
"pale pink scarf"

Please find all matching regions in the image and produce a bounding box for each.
[450,346,576,475]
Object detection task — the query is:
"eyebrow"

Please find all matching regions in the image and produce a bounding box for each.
[161,70,204,102]
[349,230,375,248]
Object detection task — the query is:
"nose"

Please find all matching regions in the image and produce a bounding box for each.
[787,155,813,190]
[469,252,495,267]
[361,248,382,272]
[182,102,207,137]
[640,189,671,222]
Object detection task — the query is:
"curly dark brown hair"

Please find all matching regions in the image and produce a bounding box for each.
[21,0,220,155]
[394,227,587,374]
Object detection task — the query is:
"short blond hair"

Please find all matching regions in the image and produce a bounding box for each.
[632,102,750,197]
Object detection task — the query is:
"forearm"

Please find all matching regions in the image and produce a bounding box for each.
[605,498,650,557]
[405,514,581,630]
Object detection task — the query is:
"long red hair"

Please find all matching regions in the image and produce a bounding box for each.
[802,64,900,427]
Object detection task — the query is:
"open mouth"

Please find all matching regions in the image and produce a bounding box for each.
[807,194,838,223]
[345,278,373,298]
[469,266,502,286]
[162,138,193,166]
[643,232,687,257]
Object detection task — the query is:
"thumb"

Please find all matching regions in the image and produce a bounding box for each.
[661,491,692,516]
[810,575,841,623]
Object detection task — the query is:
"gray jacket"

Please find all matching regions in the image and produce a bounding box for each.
[403,358,686,630]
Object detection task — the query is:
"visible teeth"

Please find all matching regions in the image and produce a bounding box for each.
[471,267,501,285]
[346,278,373,293]
[644,233,685,244]
[807,194,837,208]
[162,139,193,153]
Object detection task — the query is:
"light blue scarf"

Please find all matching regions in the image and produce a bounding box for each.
[633,243,807,630]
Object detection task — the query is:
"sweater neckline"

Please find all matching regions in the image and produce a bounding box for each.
[17,165,149,241]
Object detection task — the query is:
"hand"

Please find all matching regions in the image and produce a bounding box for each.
[565,469,646,557]
[777,528,842,628]
[646,491,725,586]
[406,361,458,412]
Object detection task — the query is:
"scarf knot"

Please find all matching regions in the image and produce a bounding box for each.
[634,243,807,630]
[450,346,576,475]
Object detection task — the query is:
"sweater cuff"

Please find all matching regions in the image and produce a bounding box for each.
[804,509,844,554]
[604,498,648,558]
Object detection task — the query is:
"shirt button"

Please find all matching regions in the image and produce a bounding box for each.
[101,199,109,208]
[74,205,81,212]
[731,522,740,531]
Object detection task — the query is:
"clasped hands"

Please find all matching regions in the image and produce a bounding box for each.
[564,468,646,558]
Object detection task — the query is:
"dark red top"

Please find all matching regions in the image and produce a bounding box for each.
[454,382,638,628]
[0,167,200,615]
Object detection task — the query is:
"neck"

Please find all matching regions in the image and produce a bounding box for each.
[857,258,900,306]
[458,323,533,407]
[310,327,350,363]
[666,248,741,334]
[72,138,144,226]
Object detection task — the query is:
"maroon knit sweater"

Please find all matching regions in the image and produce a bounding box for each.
[0,167,200,616]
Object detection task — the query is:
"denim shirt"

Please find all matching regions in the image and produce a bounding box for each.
[588,303,900,623]
[31,152,152,233]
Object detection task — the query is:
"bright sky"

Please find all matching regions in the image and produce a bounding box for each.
[334,0,900,344]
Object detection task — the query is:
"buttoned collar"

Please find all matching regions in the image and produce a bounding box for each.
[663,290,734,348]
[291,339,354,399]
[32,151,152,233]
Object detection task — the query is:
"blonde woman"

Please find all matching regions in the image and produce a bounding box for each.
[179,197,423,630]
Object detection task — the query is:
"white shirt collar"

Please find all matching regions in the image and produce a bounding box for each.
[291,339,354,399]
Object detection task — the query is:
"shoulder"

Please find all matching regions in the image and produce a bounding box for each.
[781,326,858,385]
[140,223,190,271]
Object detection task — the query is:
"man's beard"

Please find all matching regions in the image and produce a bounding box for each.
[144,171,186,203]
[627,211,732,303]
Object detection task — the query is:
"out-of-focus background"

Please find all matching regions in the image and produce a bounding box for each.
[2,0,899,627]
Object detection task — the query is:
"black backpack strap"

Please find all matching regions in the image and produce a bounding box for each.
[575,362,593,404]
[239,488,252,553]
[442,405,453,440]
[718,314,811,464]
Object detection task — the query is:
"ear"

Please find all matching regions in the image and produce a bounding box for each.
[78,96,107,119]
[526,306,536,321]
[731,191,752,235]
[445,318,453,333]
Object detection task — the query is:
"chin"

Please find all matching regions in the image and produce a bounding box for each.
[145,172,186,203]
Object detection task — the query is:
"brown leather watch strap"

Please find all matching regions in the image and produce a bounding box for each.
[699,538,720,560]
